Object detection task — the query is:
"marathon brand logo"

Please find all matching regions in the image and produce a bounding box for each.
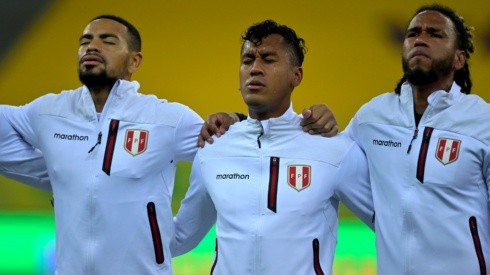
[216,173,250,180]
[54,133,89,141]
[372,139,402,148]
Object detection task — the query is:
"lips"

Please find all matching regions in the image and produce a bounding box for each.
[246,79,265,90]
[409,50,429,59]
[80,54,104,66]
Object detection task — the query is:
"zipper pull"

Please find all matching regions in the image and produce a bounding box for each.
[407,128,418,154]
[256,123,264,148]
[88,132,102,153]
[257,130,263,148]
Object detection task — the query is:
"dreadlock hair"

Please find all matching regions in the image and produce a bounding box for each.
[241,19,307,67]
[394,4,474,94]
[90,15,142,52]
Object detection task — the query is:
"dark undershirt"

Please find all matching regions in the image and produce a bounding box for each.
[235,113,247,121]
[414,111,423,127]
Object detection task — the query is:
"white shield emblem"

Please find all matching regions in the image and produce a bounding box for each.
[288,165,311,191]
[435,138,461,165]
[124,129,148,156]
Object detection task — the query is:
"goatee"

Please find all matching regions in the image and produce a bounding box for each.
[79,70,118,90]
[402,56,453,87]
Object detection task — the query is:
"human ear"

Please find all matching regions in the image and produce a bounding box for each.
[128,52,143,74]
[453,50,466,71]
[292,67,303,87]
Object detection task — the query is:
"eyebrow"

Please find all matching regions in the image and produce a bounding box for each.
[242,49,277,58]
[406,26,444,34]
[79,33,119,42]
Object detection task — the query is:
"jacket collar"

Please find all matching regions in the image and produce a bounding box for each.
[399,81,464,124]
[400,81,463,108]
[246,103,301,136]
[80,80,141,120]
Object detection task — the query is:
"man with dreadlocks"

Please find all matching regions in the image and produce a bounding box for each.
[344,4,490,274]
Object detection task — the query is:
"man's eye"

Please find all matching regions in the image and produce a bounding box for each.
[242,58,253,64]
[406,32,416,38]
[80,40,90,46]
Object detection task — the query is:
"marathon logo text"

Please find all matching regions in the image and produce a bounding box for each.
[54,133,89,141]
[372,139,402,148]
[216,173,250,180]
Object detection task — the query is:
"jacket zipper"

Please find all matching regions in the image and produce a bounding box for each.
[102,119,119,175]
[147,202,164,264]
[416,127,433,183]
[312,239,324,275]
[257,129,264,148]
[407,128,419,154]
[88,126,100,274]
[210,239,218,274]
[469,216,487,275]
[267,157,280,213]
[88,132,102,153]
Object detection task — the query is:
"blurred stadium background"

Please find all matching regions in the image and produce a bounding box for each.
[0,0,488,274]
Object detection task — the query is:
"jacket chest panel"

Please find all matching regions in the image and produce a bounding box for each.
[38,117,175,180]
[361,124,485,195]
[201,157,336,217]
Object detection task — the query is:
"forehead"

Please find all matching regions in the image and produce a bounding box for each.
[242,34,287,53]
[83,18,128,36]
[408,10,455,32]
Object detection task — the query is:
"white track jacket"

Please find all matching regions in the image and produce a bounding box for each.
[2,80,203,274]
[173,107,374,275]
[1,106,50,190]
[346,82,490,275]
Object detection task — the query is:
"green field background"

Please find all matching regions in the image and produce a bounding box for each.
[0,212,375,275]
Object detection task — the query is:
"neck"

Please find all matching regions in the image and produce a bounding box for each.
[89,85,112,113]
[411,79,453,115]
[249,113,272,121]
[248,106,290,121]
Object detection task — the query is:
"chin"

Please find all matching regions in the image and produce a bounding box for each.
[244,96,265,106]
[244,101,262,110]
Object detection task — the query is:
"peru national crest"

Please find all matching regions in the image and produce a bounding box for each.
[435,138,461,165]
[288,165,311,191]
[124,129,148,156]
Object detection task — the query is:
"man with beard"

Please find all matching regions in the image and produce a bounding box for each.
[344,4,490,274]
[0,15,335,274]
[0,15,204,274]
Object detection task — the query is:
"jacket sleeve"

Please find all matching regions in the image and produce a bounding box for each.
[343,115,362,148]
[0,105,51,191]
[173,106,204,162]
[171,152,216,256]
[484,147,490,210]
[334,142,374,230]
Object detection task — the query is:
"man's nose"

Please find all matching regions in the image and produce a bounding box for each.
[250,60,264,75]
[86,40,101,52]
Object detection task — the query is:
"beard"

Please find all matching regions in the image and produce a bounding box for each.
[78,68,118,89]
[402,55,453,86]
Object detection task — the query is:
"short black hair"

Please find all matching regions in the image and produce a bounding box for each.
[242,19,306,66]
[90,15,142,52]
